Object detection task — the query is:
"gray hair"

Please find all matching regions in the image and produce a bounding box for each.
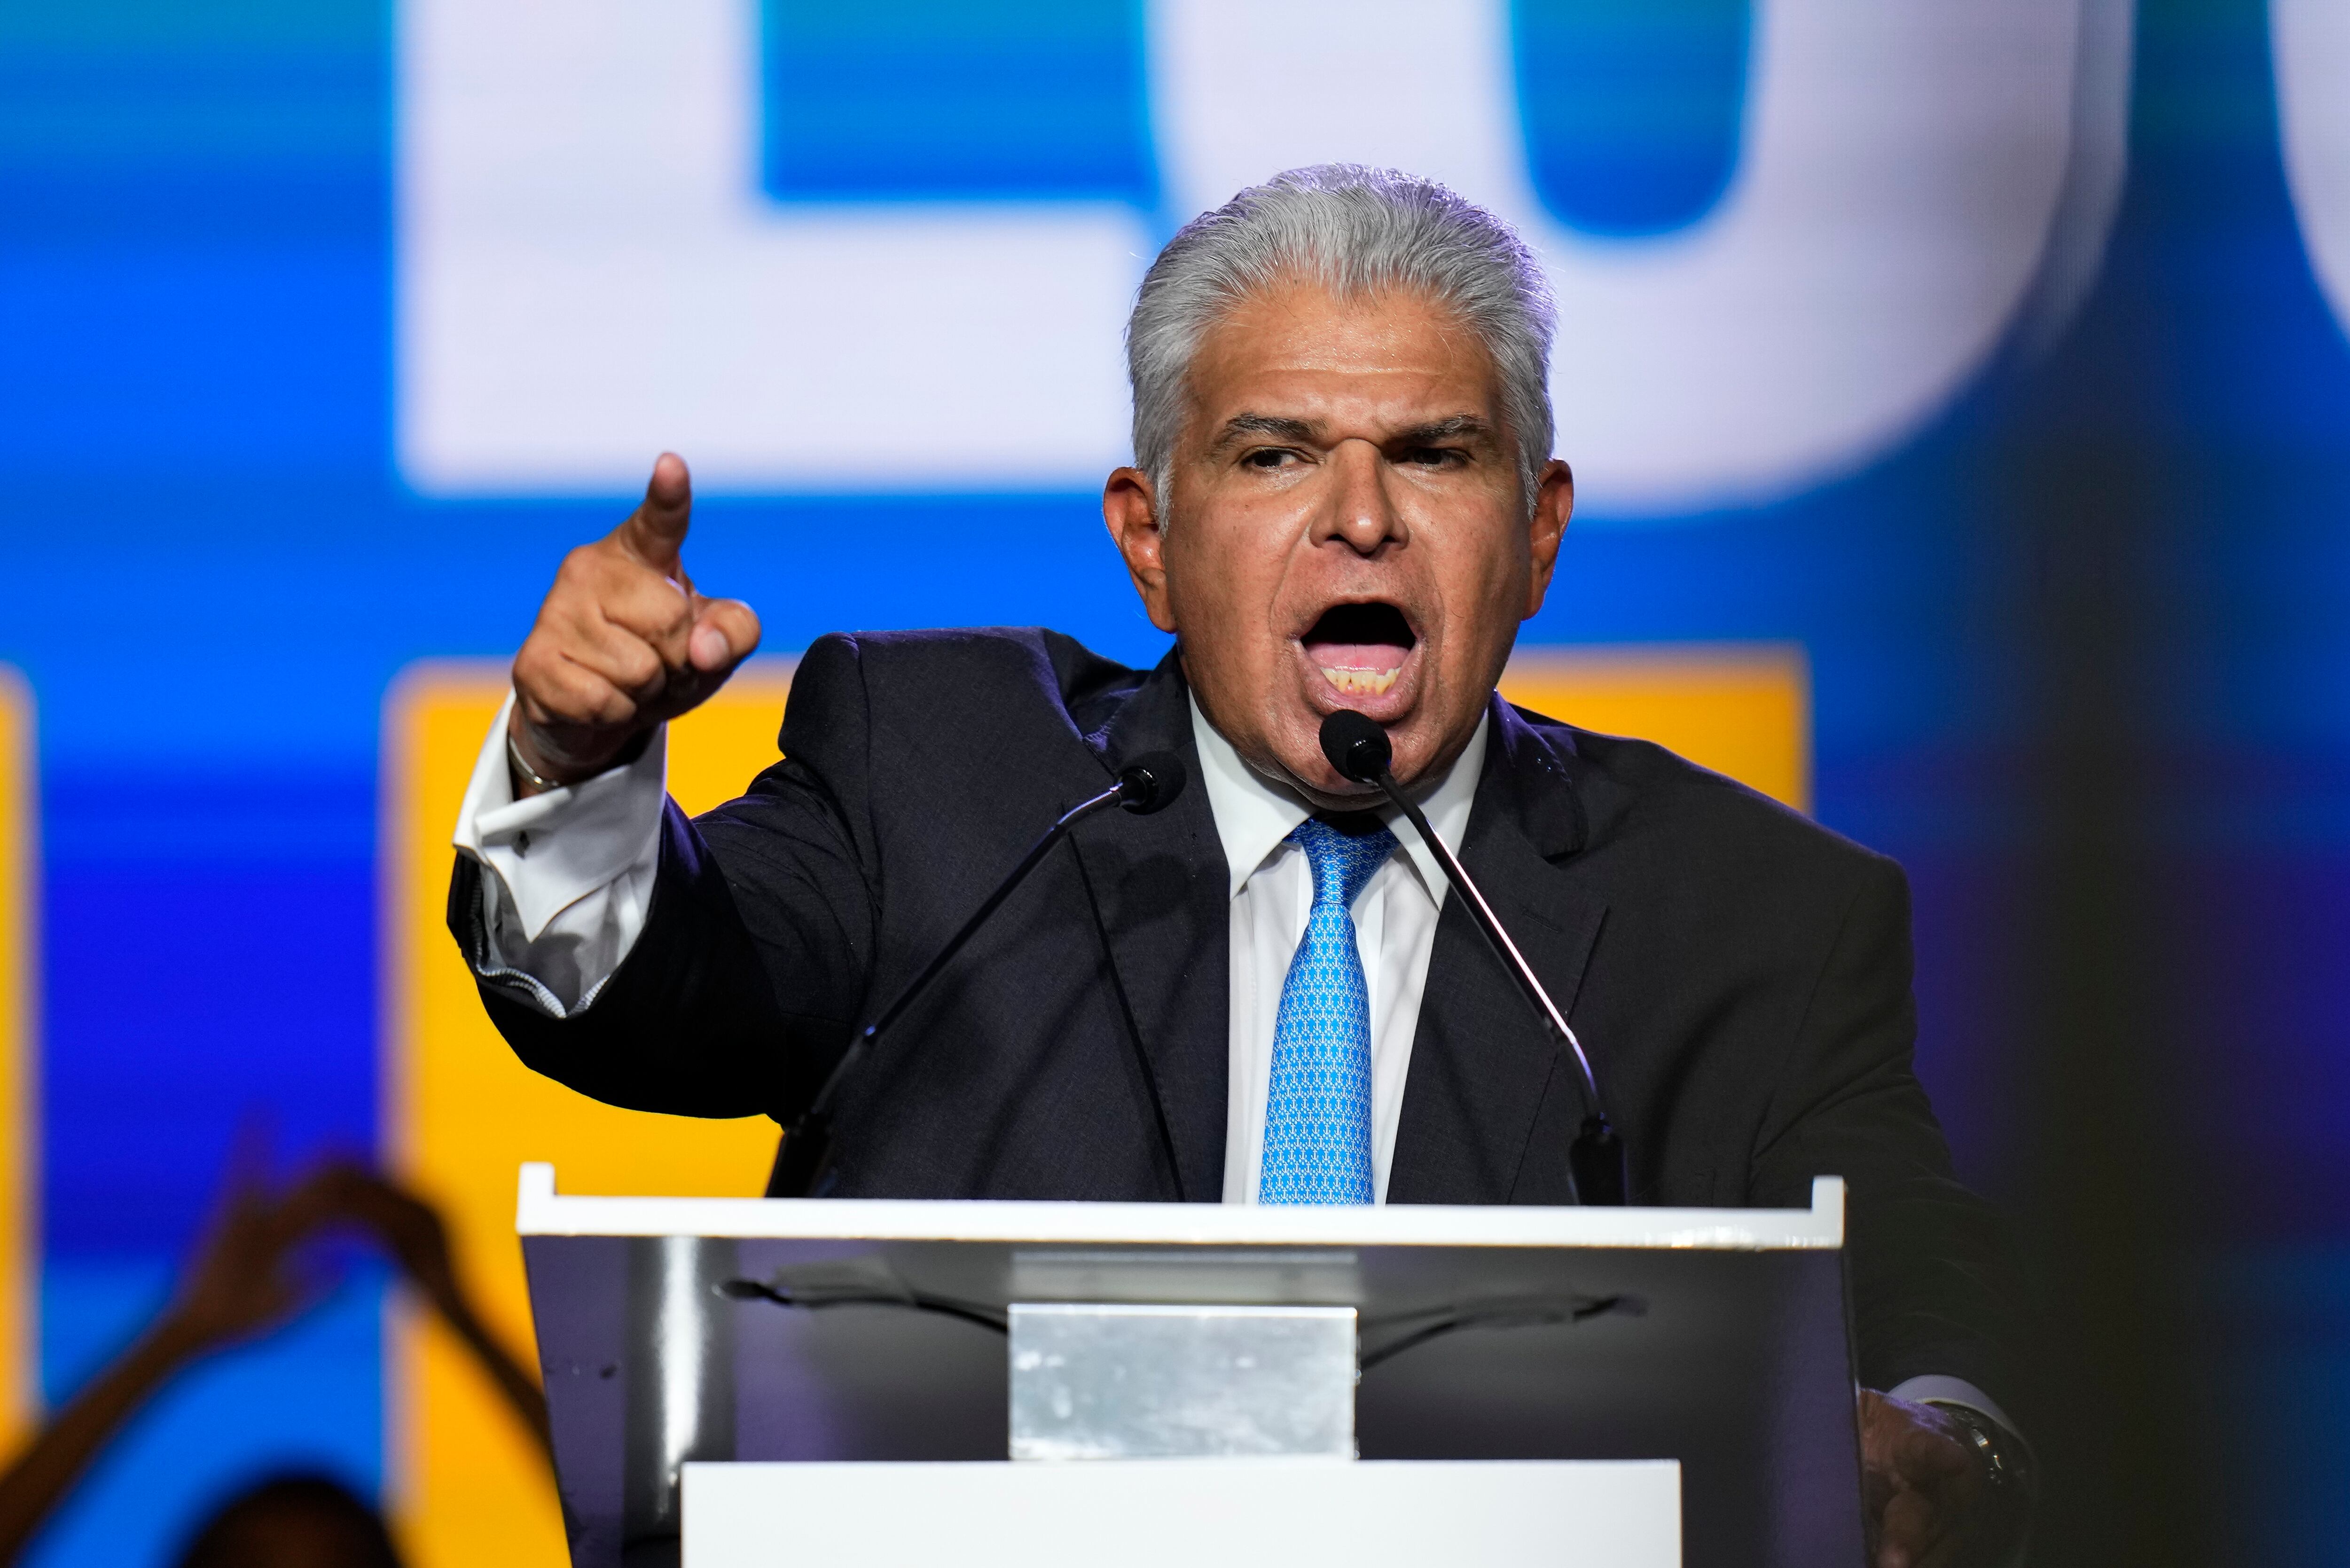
[1126,164,1557,513]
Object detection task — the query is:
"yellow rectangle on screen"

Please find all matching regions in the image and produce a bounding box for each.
[0,668,33,1456]
[1500,643,1810,811]
[382,661,797,1568]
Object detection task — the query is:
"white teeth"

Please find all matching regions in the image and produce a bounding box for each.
[1321,666,1401,696]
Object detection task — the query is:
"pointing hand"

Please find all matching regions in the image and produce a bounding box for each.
[507,453,762,792]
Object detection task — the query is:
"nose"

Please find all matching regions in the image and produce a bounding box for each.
[1309,439,1409,556]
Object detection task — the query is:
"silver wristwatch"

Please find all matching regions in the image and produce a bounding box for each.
[1922,1399,2035,1567]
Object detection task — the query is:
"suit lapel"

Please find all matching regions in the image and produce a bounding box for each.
[1388,697,1609,1204]
[1069,655,1231,1201]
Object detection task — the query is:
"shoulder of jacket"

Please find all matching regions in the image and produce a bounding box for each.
[1522,709,1896,884]
[795,627,1146,729]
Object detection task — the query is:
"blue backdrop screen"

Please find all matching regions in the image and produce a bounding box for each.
[3,0,2347,1561]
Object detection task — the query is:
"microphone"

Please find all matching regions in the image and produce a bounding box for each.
[1320,709,1629,1206]
[766,751,1188,1197]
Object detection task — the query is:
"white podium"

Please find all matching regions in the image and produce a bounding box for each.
[515,1166,1861,1568]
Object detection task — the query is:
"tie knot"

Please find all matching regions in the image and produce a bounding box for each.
[1286,815,1397,910]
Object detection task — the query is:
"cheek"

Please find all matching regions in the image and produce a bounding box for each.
[1463,515,1534,605]
[1489,549,1533,612]
[1169,521,1285,637]
[1160,530,1210,618]
[1427,524,1526,619]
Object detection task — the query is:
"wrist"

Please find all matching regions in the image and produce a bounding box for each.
[136,1308,218,1367]
[1922,1400,2035,1565]
[505,729,571,798]
[505,716,651,798]
[1924,1400,2030,1492]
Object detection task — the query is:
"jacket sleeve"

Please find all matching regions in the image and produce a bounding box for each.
[1747,855,2025,1401]
[446,634,879,1121]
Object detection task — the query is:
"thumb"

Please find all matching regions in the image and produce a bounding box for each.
[614,452,693,573]
[688,596,761,675]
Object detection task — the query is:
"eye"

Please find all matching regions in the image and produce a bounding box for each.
[1398,445,1467,469]
[1240,447,1298,470]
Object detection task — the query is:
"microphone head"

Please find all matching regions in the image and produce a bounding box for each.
[1114,752,1188,815]
[1319,709,1393,783]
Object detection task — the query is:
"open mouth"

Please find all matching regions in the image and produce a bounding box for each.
[1303,602,1417,698]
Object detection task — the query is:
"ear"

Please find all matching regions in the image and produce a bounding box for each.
[1521,458,1574,619]
[1103,467,1178,632]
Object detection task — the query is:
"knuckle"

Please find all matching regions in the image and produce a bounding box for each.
[609,571,685,626]
[591,688,640,728]
[512,641,558,690]
[617,643,665,690]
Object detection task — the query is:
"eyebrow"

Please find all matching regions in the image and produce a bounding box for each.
[1206,413,1321,454]
[1387,414,1497,446]
[1206,411,1499,455]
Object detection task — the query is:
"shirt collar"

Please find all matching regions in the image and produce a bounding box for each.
[1188,694,1488,906]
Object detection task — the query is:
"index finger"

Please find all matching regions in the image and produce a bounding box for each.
[613,451,693,573]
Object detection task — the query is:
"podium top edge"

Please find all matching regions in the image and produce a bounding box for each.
[513,1166,1845,1250]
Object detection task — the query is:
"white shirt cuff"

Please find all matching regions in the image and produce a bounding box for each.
[453,693,667,941]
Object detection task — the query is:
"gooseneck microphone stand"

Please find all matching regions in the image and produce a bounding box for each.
[765,751,1189,1198]
[1319,709,1629,1205]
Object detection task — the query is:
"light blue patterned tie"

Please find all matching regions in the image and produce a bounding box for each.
[1259,816,1398,1205]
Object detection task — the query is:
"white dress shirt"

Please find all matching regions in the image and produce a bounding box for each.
[449,692,2014,1435]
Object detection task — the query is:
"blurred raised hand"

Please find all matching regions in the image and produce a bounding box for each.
[0,1160,557,1566]
[157,1171,340,1354]
[308,1165,553,1466]
[0,1167,341,1563]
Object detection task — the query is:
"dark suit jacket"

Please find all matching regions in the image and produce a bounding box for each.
[454,627,2019,1397]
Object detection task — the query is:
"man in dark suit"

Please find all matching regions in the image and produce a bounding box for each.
[452,166,2025,1565]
